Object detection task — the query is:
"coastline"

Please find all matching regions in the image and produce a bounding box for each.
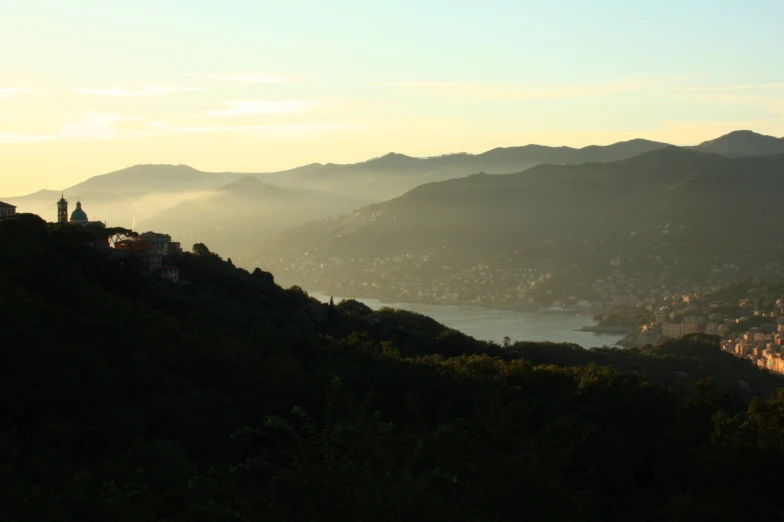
[308,290,627,347]
[308,289,595,316]
[573,325,631,334]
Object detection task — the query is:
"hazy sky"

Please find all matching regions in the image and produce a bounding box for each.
[1,0,783,195]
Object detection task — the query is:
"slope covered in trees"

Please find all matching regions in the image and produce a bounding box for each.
[257,148,784,303]
[4,213,784,521]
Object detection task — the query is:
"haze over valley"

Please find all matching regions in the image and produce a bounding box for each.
[6,129,784,278]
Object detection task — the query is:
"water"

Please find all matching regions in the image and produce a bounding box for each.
[310,293,623,348]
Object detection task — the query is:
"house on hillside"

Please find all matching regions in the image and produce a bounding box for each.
[139,232,182,255]
[0,201,17,218]
[159,266,179,282]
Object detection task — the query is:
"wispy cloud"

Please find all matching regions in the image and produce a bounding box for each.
[0,112,356,144]
[0,113,155,143]
[192,72,300,85]
[59,113,148,139]
[74,85,198,97]
[380,80,655,100]
[196,100,324,118]
[664,83,784,119]
[670,83,784,93]
[148,121,357,140]
[0,88,30,100]
[0,131,49,144]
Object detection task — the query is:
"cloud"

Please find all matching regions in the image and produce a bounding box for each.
[379,80,655,100]
[0,131,49,144]
[197,100,324,118]
[0,113,155,143]
[148,120,356,138]
[0,111,356,144]
[191,72,299,85]
[0,88,29,100]
[75,85,198,96]
[59,113,148,139]
[664,83,784,119]
[671,83,784,93]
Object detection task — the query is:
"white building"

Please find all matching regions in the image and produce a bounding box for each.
[0,201,17,218]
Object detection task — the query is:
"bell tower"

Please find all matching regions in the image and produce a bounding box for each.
[57,194,68,223]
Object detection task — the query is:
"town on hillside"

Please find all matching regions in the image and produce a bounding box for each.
[0,196,182,282]
[602,281,784,375]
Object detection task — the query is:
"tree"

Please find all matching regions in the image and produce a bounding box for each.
[104,227,138,247]
[336,299,372,316]
[252,267,275,285]
[192,243,212,257]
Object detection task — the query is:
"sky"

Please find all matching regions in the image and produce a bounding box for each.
[1,0,783,196]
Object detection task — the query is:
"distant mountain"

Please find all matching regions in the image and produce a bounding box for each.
[2,140,674,229]
[255,148,784,304]
[3,165,251,227]
[2,189,60,208]
[7,129,783,256]
[690,130,784,157]
[143,175,367,261]
[259,139,672,198]
[64,164,246,195]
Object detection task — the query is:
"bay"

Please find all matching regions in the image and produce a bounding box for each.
[310,293,623,348]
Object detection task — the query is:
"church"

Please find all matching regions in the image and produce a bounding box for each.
[57,195,105,228]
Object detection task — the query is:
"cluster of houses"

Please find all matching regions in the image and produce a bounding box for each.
[718,299,784,374]
[113,231,182,282]
[619,289,784,375]
[260,237,751,312]
[0,197,182,283]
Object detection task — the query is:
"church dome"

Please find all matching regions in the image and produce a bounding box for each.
[70,201,88,223]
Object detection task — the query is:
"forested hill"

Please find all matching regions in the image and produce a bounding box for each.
[257,148,784,302]
[6,213,784,521]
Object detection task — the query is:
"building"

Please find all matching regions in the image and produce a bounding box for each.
[139,232,182,255]
[159,266,180,282]
[57,194,68,223]
[0,201,17,218]
[56,196,105,228]
[662,322,682,338]
[69,200,88,224]
[145,251,163,272]
[681,321,701,335]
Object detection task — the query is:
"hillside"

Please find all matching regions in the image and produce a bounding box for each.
[3,165,249,227]
[65,164,246,194]
[256,148,784,307]
[259,131,784,199]
[5,213,784,520]
[690,130,784,157]
[142,175,367,262]
[260,139,671,198]
[6,129,782,261]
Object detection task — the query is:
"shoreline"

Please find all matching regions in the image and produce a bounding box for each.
[573,325,631,334]
[311,291,560,314]
[309,290,627,347]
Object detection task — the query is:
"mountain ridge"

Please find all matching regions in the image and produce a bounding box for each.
[7,129,783,263]
[254,148,784,305]
[8,129,781,202]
